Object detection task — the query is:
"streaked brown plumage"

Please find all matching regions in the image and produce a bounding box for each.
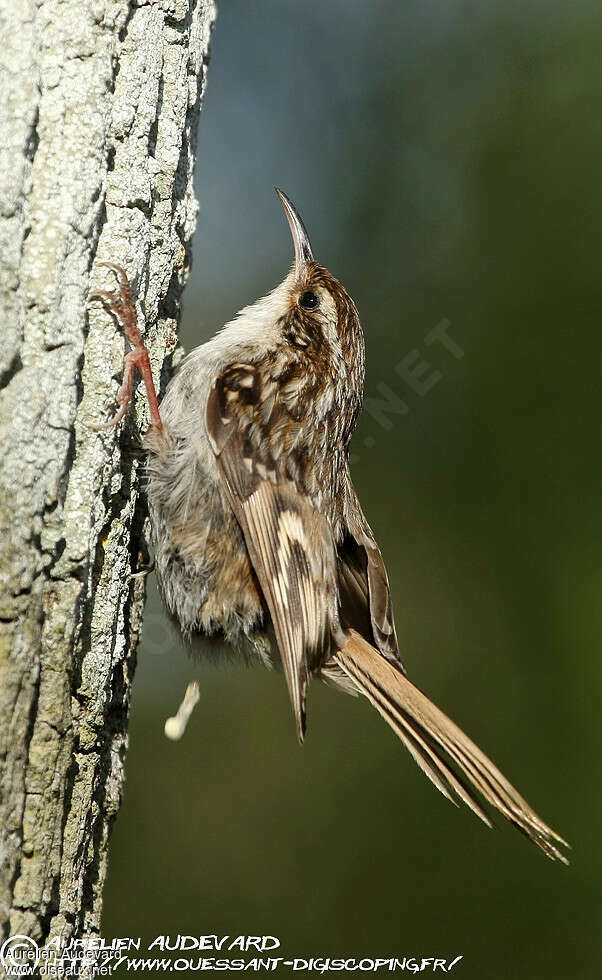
[91,189,569,864]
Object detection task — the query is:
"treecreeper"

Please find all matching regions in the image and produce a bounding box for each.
[90,189,569,863]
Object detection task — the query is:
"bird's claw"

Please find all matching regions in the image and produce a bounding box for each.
[89,262,163,432]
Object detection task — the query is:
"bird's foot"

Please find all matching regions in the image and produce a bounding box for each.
[90,262,163,432]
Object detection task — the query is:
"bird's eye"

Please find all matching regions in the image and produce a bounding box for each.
[298,290,319,311]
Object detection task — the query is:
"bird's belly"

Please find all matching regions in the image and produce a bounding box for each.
[149,453,266,647]
[190,513,266,643]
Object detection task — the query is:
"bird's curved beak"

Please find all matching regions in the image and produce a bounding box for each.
[275,188,314,278]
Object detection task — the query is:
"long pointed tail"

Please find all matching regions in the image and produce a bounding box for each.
[334,630,569,864]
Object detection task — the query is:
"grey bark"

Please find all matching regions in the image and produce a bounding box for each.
[0,0,215,946]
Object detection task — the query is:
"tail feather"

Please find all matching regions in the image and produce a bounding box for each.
[334,630,569,864]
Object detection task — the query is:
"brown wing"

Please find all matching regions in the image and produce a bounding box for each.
[337,487,403,670]
[205,362,341,740]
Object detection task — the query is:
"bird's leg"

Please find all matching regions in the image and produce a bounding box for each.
[90,262,163,432]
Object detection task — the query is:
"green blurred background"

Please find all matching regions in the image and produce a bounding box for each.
[103,1,601,976]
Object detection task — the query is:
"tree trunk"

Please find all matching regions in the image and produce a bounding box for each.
[0,0,215,946]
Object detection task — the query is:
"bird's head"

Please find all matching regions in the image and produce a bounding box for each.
[219,190,364,386]
[273,188,364,388]
[209,190,365,449]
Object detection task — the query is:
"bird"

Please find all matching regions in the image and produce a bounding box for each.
[90,188,569,864]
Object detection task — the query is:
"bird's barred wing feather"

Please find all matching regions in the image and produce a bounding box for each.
[205,365,569,862]
[338,488,402,668]
[206,362,340,740]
